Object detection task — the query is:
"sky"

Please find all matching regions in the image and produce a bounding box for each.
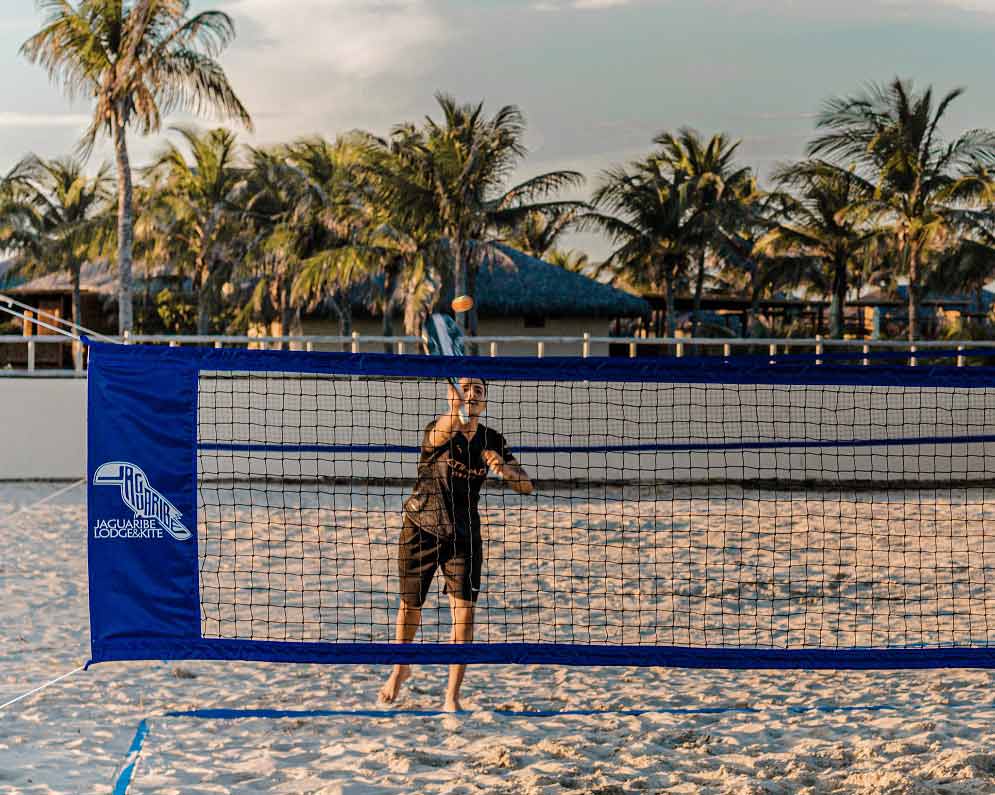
[2,0,995,258]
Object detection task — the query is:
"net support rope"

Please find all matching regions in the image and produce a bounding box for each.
[0,480,87,713]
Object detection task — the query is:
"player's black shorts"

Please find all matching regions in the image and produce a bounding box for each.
[397,518,482,607]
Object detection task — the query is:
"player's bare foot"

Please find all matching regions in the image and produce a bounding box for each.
[443,695,462,712]
[379,665,410,704]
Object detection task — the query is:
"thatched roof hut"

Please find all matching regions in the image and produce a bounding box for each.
[471,244,648,318]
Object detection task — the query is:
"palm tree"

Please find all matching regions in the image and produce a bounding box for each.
[718,224,826,338]
[145,126,247,334]
[586,158,702,336]
[3,156,113,331]
[282,136,387,343]
[807,78,995,341]
[505,207,580,260]
[755,161,878,338]
[22,0,252,335]
[654,128,755,335]
[366,93,585,335]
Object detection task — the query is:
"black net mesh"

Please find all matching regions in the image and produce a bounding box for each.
[196,370,995,650]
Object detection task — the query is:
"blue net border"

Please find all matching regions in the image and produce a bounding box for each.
[82,339,995,389]
[89,639,995,669]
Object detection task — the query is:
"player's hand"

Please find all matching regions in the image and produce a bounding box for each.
[447,384,466,422]
[482,450,503,473]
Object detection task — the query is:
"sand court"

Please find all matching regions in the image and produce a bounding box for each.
[5,482,995,794]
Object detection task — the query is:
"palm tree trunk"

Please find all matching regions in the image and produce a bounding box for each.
[692,248,706,336]
[450,233,465,328]
[665,273,676,338]
[337,290,353,352]
[281,291,294,351]
[196,264,211,335]
[71,261,82,369]
[830,254,846,339]
[113,111,134,335]
[908,247,920,342]
[382,258,398,353]
[466,256,479,340]
[70,261,82,332]
[747,287,762,340]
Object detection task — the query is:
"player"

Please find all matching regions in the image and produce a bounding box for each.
[379,377,534,711]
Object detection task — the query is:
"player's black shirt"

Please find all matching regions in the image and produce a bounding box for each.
[403,422,516,539]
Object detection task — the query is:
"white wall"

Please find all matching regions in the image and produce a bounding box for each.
[0,376,85,479]
[9,370,995,486]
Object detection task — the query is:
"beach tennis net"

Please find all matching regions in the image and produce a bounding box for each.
[194,361,995,657]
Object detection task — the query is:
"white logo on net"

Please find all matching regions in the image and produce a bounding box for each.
[92,461,191,541]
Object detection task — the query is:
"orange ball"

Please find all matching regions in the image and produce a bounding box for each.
[452,295,474,313]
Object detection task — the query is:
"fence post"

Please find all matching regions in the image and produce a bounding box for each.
[722,342,731,358]
[909,344,917,367]
[862,343,870,366]
[769,343,777,363]
[628,341,637,358]
[490,341,498,357]
[74,342,83,373]
[957,345,965,368]
[675,341,684,358]
[27,338,35,373]
[214,341,222,349]
[123,329,130,345]
[815,334,823,365]
[396,340,405,355]
[582,332,590,358]
[351,331,360,354]
[537,341,545,358]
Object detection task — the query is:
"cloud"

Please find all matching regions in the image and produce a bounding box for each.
[211,0,451,142]
[533,0,636,9]
[0,112,92,129]
[228,0,448,79]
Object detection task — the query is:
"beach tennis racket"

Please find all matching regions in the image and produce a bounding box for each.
[423,313,469,424]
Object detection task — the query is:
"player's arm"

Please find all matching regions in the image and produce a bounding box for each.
[425,384,466,447]
[483,449,535,495]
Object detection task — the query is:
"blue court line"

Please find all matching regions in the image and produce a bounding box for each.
[198,432,995,457]
[113,699,994,792]
[166,704,906,720]
[112,719,149,795]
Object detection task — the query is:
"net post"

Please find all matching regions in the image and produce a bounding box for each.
[909,344,917,367]
[537,341,545,358]
[862,343,869,366]
[73,342,83,373]
[351,331,360,354]
[582,332,590,358]
[815,334,823,365]
[957,345,965,367]
[490,341,498,357]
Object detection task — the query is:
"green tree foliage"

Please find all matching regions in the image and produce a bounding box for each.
[22,0,252,334]
[807,78,995,340]
[144,126,248,334]
[1,156,113,329]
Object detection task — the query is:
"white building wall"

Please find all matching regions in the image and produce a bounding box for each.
[0,377,86,479]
